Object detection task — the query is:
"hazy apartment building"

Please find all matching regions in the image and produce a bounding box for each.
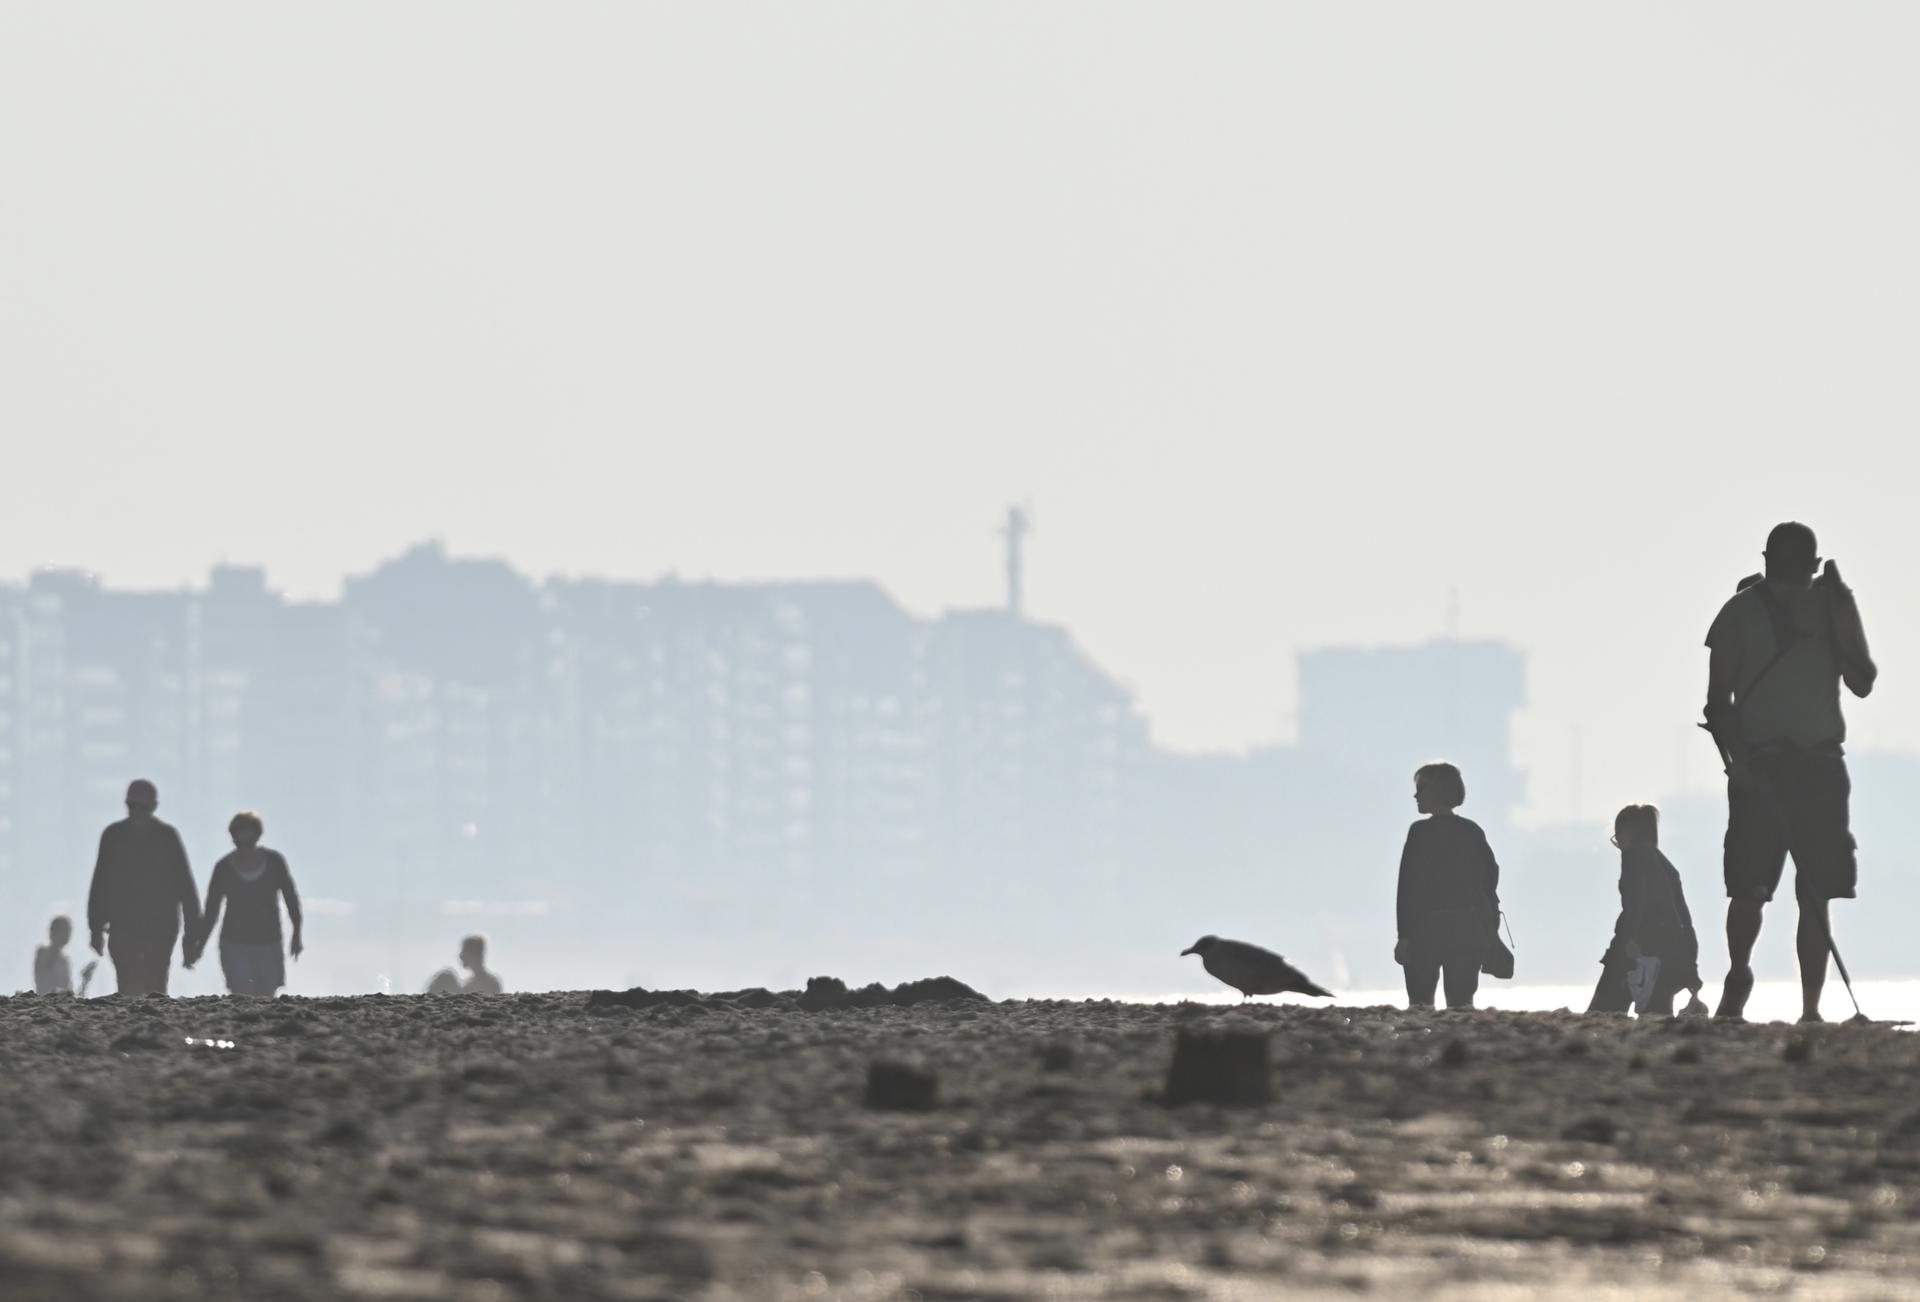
[3,573,195,913]
[923,609,1147,915]
[0,545,1152,945]
[1296,638,1528,829]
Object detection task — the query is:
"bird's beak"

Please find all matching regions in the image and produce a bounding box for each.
[1180,946,1197,956]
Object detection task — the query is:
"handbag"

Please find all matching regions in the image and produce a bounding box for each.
[1481,909,1515,980]
[1627,954,1663,1013]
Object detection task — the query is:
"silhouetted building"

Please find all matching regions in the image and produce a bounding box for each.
[1297,639,1528,828]
[6,573,194,913]
[0,544,1152,978]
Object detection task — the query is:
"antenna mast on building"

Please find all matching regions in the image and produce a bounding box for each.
[1002,505,1031,617]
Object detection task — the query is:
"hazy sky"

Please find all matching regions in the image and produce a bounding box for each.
[5,5,1919,826]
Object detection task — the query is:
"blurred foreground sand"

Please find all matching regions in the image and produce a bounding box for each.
[3,991,1919,1299]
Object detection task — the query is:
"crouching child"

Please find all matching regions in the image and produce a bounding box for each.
[1587,804,1706,1017]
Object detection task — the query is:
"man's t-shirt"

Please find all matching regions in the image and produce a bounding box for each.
[1705,582,1850,748]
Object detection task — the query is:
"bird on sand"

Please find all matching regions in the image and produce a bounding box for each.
[1181,935,1334,1000]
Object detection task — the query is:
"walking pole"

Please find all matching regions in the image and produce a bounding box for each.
[1828,936,1869,1024]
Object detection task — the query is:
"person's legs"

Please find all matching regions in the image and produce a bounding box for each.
[1719,900,1763,1018]
[145,944,173,995]
[1720,777,1787,1019]
[110,940,165,996]
[220,942,247,996]
[1587,964,1632,1014]
[1441,961,1480,1010]
[1643,968,1682,1017]
[222,942,284,997]
[109,944,141,996]
[1405,961,1440,1008]
[1784,753,1856,1024]
[1795,899,1831,1021]
[134,944,170,995]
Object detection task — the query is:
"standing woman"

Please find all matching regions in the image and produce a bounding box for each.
[1394,761,1503,1010]
[195,811,304,996]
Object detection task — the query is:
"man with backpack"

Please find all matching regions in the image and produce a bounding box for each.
[1702,522,1876,1022]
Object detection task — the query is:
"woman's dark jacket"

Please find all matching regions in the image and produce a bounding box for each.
[1396,814,1501,962]
[1605,845,1699,984]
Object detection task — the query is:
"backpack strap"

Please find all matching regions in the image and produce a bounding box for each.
[1740,581,1800,703]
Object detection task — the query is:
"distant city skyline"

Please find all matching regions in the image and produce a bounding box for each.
[7,5,1920,835]
[3,529,1905,832]
[12,539,1919,996]
[0,542,1525,992]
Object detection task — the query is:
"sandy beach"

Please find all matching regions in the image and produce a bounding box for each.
[4,987,1919,1300]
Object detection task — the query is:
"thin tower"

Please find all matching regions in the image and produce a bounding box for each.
[1002,505,1031,617]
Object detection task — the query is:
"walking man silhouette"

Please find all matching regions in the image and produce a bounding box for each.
[1702,523,1876,1022]
[85,779,202,996]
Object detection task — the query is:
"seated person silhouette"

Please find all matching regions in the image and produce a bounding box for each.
[459,934,503,994]
[34,916,75,994]
[426,968,462,994]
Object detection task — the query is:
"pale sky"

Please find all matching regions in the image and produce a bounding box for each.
[4,4,1919,826]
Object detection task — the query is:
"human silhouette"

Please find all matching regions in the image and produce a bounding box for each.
[1702,523,1876,1022]
[425,968,462,994]
[85,780,202,996]
[1394,761,1503,1010]
[1585,805,1704,1017]
[34,916,74,994]
[191,811,304,997]
[458,934,502,994]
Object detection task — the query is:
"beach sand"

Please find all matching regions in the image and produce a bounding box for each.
[3,989,1919,1300]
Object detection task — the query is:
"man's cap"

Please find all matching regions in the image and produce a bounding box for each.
[126,779,158,803]
[1765,521,1817,559]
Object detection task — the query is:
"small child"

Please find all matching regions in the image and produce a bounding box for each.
[1587,804,1705,1017]
[1394,761,1503,1010]
[459,934,503,995]
[34,916,74,995]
